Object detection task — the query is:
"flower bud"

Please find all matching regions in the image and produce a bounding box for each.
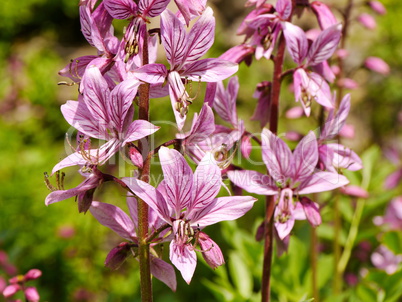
[364,56,390,75]
[24,287,40,302]
[357,13,376,30]
[24,269,42,281]
[198,232,225,269]
[104,242,132,270]
[369,1,386,15]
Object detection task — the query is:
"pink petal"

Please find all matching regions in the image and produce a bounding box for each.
[123,177,171,223]
[298,171,349,194]
[340,185,369,198]
[369,1,386,15]
[384,169,402,190]
[133,64,168,84]
[327,143,363,171]
[285,106,304,119]
[159,147,193,218]
[185,7,215,64]
[174,0,207,26]
[150,256,177,291]
[364,56,390,75]
[187,153,221,217]
[261,128,294,184]
[337,78,359,89]
[169,241,197,284]
[300,197,322,227]
[275,216,295,240]
[357,13,376,30]
[90,201,136,241]
[241,135,252,159]
[307,23,342,66]
[189,195,257,228]
[139,0,170,18]
[182,58,239,82]
[129,147,144,168]
[103,0,137,19]
[161,9,188,68]
[61,100,107,140]
[82,66,111,125]
[293,131,318,182]
[213,77,239,126]
[24,287,40,302]
[311,1,338,30]
[104,242,131,270]
[24,269,42,281]
[58,55,97,83]
[3,284,20,297]
[282,21,308,65]
[51,152,87,175]
[227,170,278,195]
[276,0,292,20]
[123,120,160,145]
[250,81,271,128]
[108,79,140,132]
[198,232,225,269]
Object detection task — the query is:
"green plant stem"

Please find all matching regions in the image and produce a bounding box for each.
[333,194,342,294]
[311,226,319,302]
[137,29,153,302]
[261,33,286,302]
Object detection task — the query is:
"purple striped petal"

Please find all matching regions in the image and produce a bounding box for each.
[282,21,308,65]
[187,153,221,218]
[90,201,136,241]
[123,177,171,223]
[298,171,349,194]
[59,55,97,82]
[189,195,257,228]
[227,170,278,195]
[327,143,363,171]
[161,9,188,69]
[261,128,293,184]
[213,77,239,126]
[123,120,160,145]
[61,100,107,140]
[150,256,177,291]
[311,1,338,30]
[169,241,197,284]
[133,64,168,84]
[139,0,170,17]
[184,7,215,64]
[51,152,87,174]
[181,58,238,82]
[307,23,342,66]
[276,0,292,20]
[103,0,137,19]
[293,131,318,182]
[82,66,111,125]
[159,147,193,218]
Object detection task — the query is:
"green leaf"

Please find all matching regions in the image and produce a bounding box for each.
[228,251,253,299]
[382,231,402,255]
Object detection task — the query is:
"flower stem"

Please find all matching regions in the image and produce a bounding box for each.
[261,32,286,302]
[137,28,153,302]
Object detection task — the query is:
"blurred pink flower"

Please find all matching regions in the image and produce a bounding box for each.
[373,196,402,230]
[371,245,402,274]
[364,56,390,75]
[357,13,377,30]
[369,1,386,15]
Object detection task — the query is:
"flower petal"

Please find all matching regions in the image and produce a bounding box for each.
[227,170,278,195]
[282,21,308,65]
[159,147,193,218]
[292,131,318,182]
[139,0,170,17]
[189,195,257,228]
[90,201,136,241]
[123,120,160,145]
[298,171,349,194]
[181,58,238,82]
[103,0,137,19]
[169,241,197,284]
[133,64,168,84]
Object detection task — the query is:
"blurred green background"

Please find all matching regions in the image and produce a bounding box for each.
[0,0,401,301]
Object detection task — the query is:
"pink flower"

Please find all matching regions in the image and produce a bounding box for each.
[124,147,257,283]
[228,130,349,239]
[373,196,402,230]
[134,8,238,130]
[364,56,390,75]
[371,245,402,274]
[357,13,377,30]
[3,270,42,302]
[369,1,387,15]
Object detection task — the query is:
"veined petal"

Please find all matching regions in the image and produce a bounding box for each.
[133,64,168,84]
[181,58,238,82]
[298,171,349,194]
[139,0,170,17]
[276,0,292,20]
[321,94,351,140]
[51,152,87,174]
[187,153,221,217]
[90,201,136,241]
[126,195,138,230]
[123,120,159,145]
[103,0,137,19]
[61,100,107,140]
[109,79,140,132]
[306,71,334,108]
[123,177,171,223]
[161,9,188,68]
[159,147,193,218]
[227,170,278,195]
[82,66,111,125]
[293,131,318,182]
[198,232,225,269]
[150,256,177,291]
[184,7,215,64]
[307,23,342,66]
[174,0,206,26]
[275,215,295,240]
[59,55,97,83]
[311,1,338,30]
[261,128,293,184]
[169,241,197,284]
[167,71,188,130]
[282,21,308,65]
[189,196,257,228]
[213,77,239,126]
[300,197,322,227]
[327,143,363,171]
